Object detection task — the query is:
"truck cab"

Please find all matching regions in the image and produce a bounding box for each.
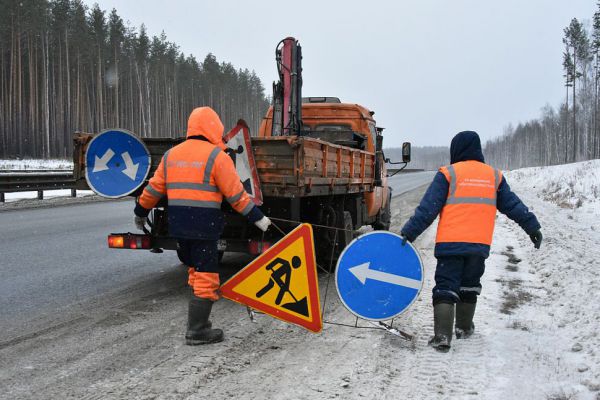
[259,99,390,221]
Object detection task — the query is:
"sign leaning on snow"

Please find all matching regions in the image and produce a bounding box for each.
[220,224,322,332]
[85,129,151,198]
[223,119,263,205]
[335,231,423,321]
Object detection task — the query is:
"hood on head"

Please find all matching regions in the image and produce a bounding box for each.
[450,131,485,164]
[187,107,225,146]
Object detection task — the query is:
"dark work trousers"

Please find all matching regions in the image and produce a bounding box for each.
[432,255,486,305]
[177,239,219,274]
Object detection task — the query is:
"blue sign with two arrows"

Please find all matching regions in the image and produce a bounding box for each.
[335,231,423,321]
[85,129,151,198]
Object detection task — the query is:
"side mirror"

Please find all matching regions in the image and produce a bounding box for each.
[402,142,411,163]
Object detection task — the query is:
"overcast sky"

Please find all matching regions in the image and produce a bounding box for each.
[85,0,596,148]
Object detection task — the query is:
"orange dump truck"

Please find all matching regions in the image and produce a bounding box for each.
[72,37,410,265]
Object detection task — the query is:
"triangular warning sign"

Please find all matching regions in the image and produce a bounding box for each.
[220,224,322,333]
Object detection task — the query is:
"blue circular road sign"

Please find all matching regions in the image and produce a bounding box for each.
[335,231,423,321]
[85,129,151,198]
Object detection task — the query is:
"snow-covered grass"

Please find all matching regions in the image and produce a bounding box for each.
[0,159,73,170]
[508,159,600,210]
[481,160,600,398]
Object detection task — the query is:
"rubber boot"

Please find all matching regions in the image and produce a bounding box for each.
[428,303,454,352]
[455,302,476,339]
[185,297,224,345]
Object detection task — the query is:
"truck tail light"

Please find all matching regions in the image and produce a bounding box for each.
[108,234,152,249]
[248,240,271,255]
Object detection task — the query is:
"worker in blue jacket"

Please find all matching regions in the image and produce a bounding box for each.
[401,131,542,352]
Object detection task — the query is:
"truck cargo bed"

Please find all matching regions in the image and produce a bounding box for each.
[73,133,374,197]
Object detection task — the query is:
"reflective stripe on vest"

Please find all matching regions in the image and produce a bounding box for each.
[446,164,499,206]
[169,199,222,209]
[203,147,221,185]
[166,182,219,192]
[163,150,171,181]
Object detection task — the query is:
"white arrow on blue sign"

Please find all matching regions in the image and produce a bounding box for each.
[85,129,151,198]
[335,231,423,321]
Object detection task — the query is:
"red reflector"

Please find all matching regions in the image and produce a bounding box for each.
[248,240,271,255]
[108,234,152,249]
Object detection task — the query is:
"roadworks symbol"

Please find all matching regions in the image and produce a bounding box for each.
[220,223,322,332]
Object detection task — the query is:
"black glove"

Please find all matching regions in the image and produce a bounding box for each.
[400,233,409,246]
[529,230,542,249]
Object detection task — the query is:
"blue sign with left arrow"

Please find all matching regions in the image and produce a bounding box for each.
[85,129,151,198]
[335,231,423,321]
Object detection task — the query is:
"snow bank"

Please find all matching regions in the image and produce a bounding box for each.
[507,159,600,210]
[0,159,73,170]
[488,159,600,398]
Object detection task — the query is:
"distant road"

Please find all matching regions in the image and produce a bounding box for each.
[388,170,436,197]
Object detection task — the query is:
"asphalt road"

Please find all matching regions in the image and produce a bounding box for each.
[388,170,436,197]
[0,200,174,338]
[0,171,434,341]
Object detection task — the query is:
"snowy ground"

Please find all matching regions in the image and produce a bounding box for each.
[0,160,599,399]
[0,159,73,170]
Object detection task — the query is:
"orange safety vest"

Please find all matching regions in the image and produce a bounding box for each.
[436,160,502,246]
[138,139,254,217]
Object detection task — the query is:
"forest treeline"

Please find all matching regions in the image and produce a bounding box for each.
[0,0,270,159]
[484,5,600,170]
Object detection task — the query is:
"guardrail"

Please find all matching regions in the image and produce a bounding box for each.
[0,167,428,203]
[0,170,77,202]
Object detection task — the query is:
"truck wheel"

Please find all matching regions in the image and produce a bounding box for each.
[337,211,354,251]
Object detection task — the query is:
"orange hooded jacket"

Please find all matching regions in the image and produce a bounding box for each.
[135,107,264,240]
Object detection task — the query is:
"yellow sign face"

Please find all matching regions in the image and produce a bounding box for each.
[220,224,322,332]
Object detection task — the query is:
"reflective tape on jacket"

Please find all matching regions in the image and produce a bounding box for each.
[144,183,163,199]
[436,160,502,246]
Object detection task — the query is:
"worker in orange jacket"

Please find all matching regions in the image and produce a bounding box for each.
[134,107,271,345]
[401,131,542,352]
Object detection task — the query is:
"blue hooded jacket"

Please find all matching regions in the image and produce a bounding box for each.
[401,131,541,258]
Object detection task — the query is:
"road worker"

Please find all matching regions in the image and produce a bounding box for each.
[133,106,271,345]
[400,131,542,352]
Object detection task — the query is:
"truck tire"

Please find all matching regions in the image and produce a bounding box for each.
[316,209,354,269]
[336,210,354,253]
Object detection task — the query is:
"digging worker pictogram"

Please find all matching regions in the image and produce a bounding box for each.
[400,131,542,352]
[133,106,272,346]
[256,256,302,305]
